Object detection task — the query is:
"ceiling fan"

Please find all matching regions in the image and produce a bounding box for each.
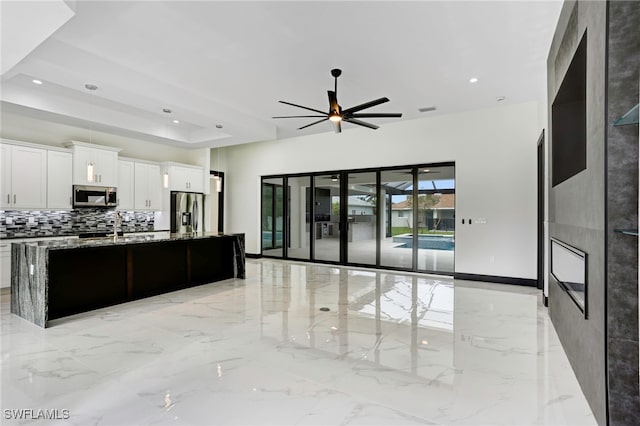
[273,69,402,133]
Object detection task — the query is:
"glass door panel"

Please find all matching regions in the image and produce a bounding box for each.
[380,169,414,269]
[346,171,377,266]
[287,176,311,260]
[416,166,455,273]
[313,174,341,262]
[262,177,284,257]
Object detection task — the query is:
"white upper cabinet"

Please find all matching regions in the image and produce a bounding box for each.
[0,143,47,209]
[117,160,135,210]
[47,150,72,209]
[165,163,204,193]
[134,162,161,210]
[65,141,121,187]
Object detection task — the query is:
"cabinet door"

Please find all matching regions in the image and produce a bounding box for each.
[169,166,188,191]
[0,240,11,289]
[72,146,94,185]
[146,164,161,210]
[118,160,134,210]
[134,162,149,210]
[47,151,72,209]
[96,150,118,186]
[11,145,47,208]
[186,167,204,193]
[0,145,11,209]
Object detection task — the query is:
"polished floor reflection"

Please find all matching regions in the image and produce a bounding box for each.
[1,260,595,425]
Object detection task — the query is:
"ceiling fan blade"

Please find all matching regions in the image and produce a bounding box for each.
[298,118,329,130]
[342,97,389,114]
[343,117,379,130]
[279,100,327,115]
[272,115,327,118]
[328,90,340,114]
[348,112,402,118]
[331,120,342,133]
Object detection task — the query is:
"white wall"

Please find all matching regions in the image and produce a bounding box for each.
[220,101,541,279]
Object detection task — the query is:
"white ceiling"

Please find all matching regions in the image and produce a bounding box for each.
[1,0,563,149]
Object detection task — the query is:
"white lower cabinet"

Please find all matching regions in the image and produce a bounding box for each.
[0,236,78,289]
[0,240,14,289]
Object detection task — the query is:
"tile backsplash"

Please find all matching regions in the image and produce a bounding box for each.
[0,209,155,239]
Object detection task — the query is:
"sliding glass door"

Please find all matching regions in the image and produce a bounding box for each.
[313,174,341,263]
[380,168,414,270]
[287,176,311,260]
[346,171,377,266]
[262,177,284,257]
[261,163,455,275]
[416,166,455,273]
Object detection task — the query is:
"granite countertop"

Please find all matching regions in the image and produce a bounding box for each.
[12,232,238,250]
[2,230,171,241]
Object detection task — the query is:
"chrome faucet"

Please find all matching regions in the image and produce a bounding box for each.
[113,211,122,238]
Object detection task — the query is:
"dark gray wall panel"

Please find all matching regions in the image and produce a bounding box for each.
[547,1,607,424]
[605,1,640,423]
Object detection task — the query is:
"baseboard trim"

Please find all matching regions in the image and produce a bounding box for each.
[453,272,537,287]
[246,253,262,259]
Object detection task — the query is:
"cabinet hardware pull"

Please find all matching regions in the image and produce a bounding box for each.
[13,194,16,204]
[6,194,9,204]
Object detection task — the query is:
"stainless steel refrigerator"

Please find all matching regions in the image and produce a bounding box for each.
[171,191,204,234]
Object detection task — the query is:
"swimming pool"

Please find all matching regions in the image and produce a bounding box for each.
[392,234,454,251]
[262,230,283,248]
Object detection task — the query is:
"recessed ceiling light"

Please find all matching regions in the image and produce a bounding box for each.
[215,124,223,129]
[418,106,436,113]
[469,77,479,83]
[172,119,180,124]
[32,79,43,85]
[84,83,98,91]
[162,108,172,114]
[496,96,506,102]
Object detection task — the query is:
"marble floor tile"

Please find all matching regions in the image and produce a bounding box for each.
[1,259,596,425]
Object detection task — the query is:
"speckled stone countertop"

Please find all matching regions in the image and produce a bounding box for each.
[2,229,171,241]
[12,232,239,250]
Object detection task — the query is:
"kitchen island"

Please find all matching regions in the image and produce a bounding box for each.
[11,232,245,327]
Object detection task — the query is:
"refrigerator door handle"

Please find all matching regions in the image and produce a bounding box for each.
[193,198,199,232]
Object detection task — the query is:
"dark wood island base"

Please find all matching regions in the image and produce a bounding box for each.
[11,233,245,327]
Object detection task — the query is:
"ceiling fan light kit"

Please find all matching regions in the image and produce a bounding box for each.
[273,69,402,133]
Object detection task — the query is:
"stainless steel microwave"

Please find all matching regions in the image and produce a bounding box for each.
[73,185,117,207]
